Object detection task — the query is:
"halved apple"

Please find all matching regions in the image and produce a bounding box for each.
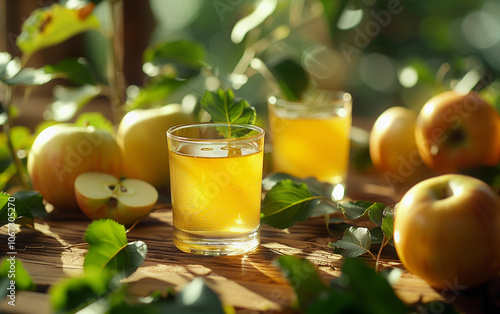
[74,171,158,225]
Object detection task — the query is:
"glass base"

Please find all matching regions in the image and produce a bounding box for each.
[173,226,260,256]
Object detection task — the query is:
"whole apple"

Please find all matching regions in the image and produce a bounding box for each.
[394,174,500,289]
[74,172,158,225]
[369,106,430,188]
[116,104,195,190]
[28,124,123,210]
[415,91,500,174]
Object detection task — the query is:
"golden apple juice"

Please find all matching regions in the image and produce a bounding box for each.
[268,90,352,199]
[167,123,265,256]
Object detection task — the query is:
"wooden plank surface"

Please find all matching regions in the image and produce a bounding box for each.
[1,172,498,313]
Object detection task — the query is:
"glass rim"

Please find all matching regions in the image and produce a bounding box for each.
[166,122,265,144]
[268,90,352,109]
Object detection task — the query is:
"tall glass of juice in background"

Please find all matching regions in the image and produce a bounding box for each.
[167,123,265,255]
[268,89,352,200]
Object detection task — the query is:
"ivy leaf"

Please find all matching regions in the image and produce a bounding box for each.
[328,226,373,258]
[0,191,36,228]
[126,76,187,110]
[261,179,321,229]
[0,258,36,299]
[16,3,100,58]
[49,266,116,313]
[200,89,256,138]
[143,39,206,78]
[273,255,331,309]
[84,219,147,280]
[44,57,96,85]
[338,200,384,220]
[49,84,101,121]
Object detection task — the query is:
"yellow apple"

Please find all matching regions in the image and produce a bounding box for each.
[369,106,430,188]
[116,104,195,190]
[415,91,500,174]
[394,174,500,289]
[27,124,123,210]
[74,172,158,225]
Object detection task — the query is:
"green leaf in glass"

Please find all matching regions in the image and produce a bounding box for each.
[200,89,256,138]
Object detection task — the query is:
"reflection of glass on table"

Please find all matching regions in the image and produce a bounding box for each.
[268,90,352,200]
[167,123,265,256]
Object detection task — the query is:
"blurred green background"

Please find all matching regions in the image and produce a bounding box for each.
[2,0,500,125]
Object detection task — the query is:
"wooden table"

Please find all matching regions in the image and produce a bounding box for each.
[0,172,498,314]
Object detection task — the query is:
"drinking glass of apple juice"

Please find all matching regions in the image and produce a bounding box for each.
[268,89,352,200]
[167,123,265,256]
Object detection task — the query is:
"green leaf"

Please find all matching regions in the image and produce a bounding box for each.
[328,226,373,258]
[126,77,186,110]
[230,0,278,44]
[143,39,206,78]
[0,192,35,228]
[261,179,321,229]
[75,112,114,132]
[338,200,384,220]
[84,219,147,279]
[381,209,395,246]
[416,301,460,314]
[103,277,225,314]
[200,89,256,138]
[44,57,96,85]
[367,202,386,226]
[266,57,309,101]
[0,54,53,85]
[17,3,100,58]
[273,255,331,309]
[50,266,115,313]
[2,67,53,86]
[0,258,36,299]
[332,258,409,314]
[49,84,101,121]
[13,190,47,219]
[263,173,339,218]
